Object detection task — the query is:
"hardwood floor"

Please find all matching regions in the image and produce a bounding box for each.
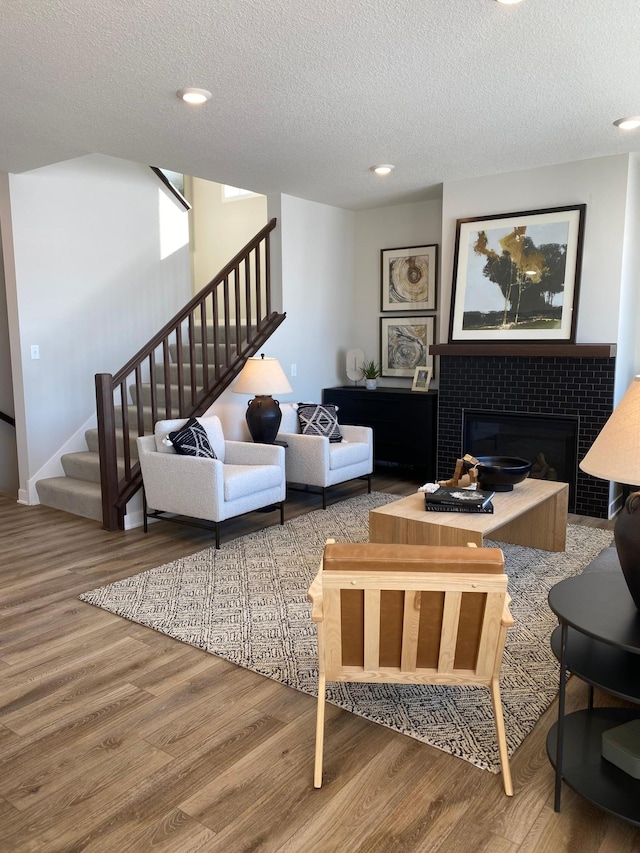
[1,473,638,852]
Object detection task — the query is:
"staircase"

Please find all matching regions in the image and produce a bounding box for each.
[35,329,234,522]
[36,219,284,528]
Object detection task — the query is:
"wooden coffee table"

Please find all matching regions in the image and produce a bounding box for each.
[369,478,569,551]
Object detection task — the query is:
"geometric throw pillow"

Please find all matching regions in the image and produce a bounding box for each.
[167,417,217,458]
[296,403,343,443]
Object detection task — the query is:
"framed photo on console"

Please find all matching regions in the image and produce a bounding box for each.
[380,316,435,378]
[449,204,586,343]
[411,366,432,392]
[380,244,437,312]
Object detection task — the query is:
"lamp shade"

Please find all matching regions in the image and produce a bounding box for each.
[233,356,293,396]
[579,375,640,485]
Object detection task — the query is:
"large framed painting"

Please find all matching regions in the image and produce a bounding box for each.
[380,316,435,378]
[381,244,437,312]
[449,205,586,343]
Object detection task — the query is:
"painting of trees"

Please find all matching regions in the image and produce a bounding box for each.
[473,226,568,329]
[450,205,585,342]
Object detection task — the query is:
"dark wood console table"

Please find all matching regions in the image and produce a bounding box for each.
[547,572,640,826]
[322,386,437,479]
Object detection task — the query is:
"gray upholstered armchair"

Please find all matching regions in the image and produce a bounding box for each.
[276,403,373,509]
[136,416,286,548]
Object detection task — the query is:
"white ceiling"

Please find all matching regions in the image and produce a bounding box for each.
[2,0,639,211]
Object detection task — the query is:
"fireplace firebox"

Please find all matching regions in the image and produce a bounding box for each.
[463,410,579,511]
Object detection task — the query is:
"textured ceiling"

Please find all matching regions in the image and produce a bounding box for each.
[1,0,639,210]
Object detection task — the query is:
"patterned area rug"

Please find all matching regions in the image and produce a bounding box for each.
[79,492,613,773]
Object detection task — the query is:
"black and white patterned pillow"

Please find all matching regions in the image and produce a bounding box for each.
[296,403,343,443]
[167,417,217,458]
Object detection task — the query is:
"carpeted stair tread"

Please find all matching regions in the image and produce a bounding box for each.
[186,324,243,344]
[61,451,125,484]
[129,383,205,409]
[36,477,103,522]
[167,363,217,384]
[169,342,241,363]
[85,428,143,458]
[113,405,155,432]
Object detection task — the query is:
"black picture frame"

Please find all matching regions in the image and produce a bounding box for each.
[449,204,586,343]
[380,244,438,312]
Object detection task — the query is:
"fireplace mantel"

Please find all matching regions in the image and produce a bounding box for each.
[431,343,616,358]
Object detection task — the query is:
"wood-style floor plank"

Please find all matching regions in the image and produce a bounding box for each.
[1,473,639,852]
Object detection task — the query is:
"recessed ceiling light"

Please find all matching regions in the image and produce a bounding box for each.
[613,116,640,131]
[495,0,524,4]
[176,87,212,105]
[370,164,395,176]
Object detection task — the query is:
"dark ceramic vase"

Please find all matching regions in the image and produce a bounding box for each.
[245,396,282,444]
[613,491,640,610]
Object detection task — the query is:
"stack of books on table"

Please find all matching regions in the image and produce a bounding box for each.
[423,486,495,513]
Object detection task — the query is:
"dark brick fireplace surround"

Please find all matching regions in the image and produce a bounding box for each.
[432,344,616,518]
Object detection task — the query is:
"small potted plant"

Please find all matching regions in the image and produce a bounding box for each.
[361,359,382,390]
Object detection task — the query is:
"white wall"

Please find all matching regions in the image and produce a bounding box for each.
[0,175,19,496]
[441,155,631,351]
[209,194,356,439]
[188,178,267,292]
[353,199,443,388]
[4,155,192,499]
[617,153,640,395]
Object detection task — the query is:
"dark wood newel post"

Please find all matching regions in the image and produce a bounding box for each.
[95,373,121,531]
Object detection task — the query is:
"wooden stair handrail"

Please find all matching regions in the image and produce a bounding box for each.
[95,218,284,531]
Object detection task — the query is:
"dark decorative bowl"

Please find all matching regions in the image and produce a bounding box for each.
[464,456,532,492]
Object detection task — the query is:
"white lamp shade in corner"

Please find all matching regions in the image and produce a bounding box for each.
[233,357,293,396]
[579,375,640,485]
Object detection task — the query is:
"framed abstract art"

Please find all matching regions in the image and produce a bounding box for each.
[380,244,438,312]
[380,316,435,378]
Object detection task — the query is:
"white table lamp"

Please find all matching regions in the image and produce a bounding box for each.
[233,355,293,443]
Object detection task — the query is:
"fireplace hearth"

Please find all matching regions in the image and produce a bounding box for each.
[433,347,615,518]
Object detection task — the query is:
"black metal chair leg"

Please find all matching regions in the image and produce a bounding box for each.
[143,490,148,533]
[280,501,285,525]
[322,488,327,510]
[215,522,220,550]
[367,473,372,494]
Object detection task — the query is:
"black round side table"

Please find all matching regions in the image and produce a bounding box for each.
[547,572,640,826]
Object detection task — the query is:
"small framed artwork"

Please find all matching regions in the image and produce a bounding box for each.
[449,204,586,343]
[380,316,435,378]
[411,366,432,392]
[381,244,437,312]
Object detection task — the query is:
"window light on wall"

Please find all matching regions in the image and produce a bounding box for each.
[222,184,259,201]
[158,189,189,260]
